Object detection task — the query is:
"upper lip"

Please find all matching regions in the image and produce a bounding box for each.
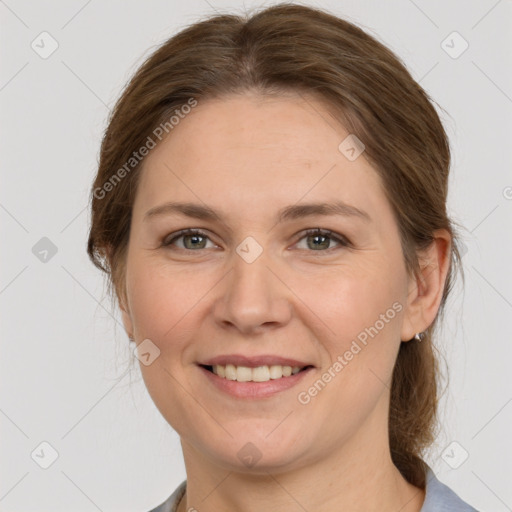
[199,354,313,368]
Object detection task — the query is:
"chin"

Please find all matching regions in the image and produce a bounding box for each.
[191,428,315,474]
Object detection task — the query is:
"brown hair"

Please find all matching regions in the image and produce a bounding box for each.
[87,2,464,488]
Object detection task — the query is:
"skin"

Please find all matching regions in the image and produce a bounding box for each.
[119,91,451,512]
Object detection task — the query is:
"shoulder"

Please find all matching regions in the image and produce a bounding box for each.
[147,480,186,512]
[146,470,480,512]
[421,465,479,511]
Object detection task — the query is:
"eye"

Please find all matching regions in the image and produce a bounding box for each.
[162,229,216,250]
[161,227,351,252]
[295,228,350,252]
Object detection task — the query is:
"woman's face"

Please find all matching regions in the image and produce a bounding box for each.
[121,92,420,472]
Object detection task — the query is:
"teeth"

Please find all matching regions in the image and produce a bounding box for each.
[210,364,303,382]
[252,365,270,382]
[269,365,284,379]
[236,366,252,382]
[225,364,237,380]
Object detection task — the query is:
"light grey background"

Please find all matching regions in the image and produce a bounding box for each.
[1,0,511,511]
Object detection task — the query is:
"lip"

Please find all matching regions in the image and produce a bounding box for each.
[198,364,314,399]
[199,354,312,368]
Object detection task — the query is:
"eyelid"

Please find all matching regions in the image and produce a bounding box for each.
[296,228,351,250]
[162,228,215,248]
[161,227,351,251]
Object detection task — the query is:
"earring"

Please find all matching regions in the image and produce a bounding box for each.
[414,332,424,341]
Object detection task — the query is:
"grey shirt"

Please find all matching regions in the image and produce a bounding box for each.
[148,466,478,511]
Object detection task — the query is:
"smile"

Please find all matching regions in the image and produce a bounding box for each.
[198,355,315,398]
[198,363,315,398]
[204,364,308,382]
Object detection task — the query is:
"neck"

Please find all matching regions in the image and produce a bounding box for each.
[177,431,425,512]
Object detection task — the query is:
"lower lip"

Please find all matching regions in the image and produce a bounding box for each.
[199,366,314,399]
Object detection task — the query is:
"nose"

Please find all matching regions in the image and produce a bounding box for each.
[213,244,292,335]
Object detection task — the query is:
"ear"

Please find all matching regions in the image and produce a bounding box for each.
[106,243,134,340]
[119,291,134,341]
[400,229,452,342]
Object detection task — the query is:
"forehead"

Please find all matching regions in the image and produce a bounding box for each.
[133,93,389,225]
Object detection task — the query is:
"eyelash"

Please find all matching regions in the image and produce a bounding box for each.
[161,228,351,253]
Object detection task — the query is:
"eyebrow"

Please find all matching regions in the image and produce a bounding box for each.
[144,200,371,224]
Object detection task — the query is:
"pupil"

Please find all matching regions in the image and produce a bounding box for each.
[185,234,205,249]
[309,234,329,250]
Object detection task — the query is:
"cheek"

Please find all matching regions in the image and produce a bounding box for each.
[126,259,198,348]
[295,265,403,426]
[127,249,405,360]
[125,261,210,432]
[302,259,404,347]
[300,260,405,401]
[125,256,233,377]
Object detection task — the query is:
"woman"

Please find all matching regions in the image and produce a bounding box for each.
[87,4,478,511]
